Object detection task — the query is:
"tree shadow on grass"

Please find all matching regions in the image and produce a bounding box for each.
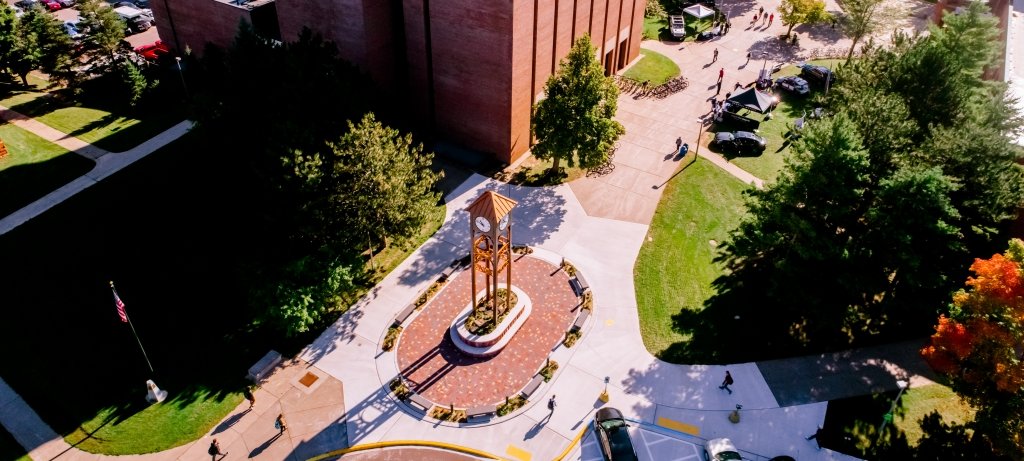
[0,153,94,217]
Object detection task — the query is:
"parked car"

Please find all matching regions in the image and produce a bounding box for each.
[63,20,82,39]
[710,131,766,155]
[42,0,61,11]
[705,438,742,461]
[134,40,170,60]
[53,0,74,7]
[774,75,810,95]
[594,407,639,461]
[799,64,836,87]
[114,5,151,34]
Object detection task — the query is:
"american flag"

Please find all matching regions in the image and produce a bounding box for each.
[113,289,128,323]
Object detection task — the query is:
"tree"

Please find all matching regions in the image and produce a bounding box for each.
[921,239,1024,458]
[118,60,148,108]
[0,4,18,77]
[532,34,624,174]
[10,7,73,85]
[839,0,882,62]
[779,0,832,38]
[76,0,127,71]
[288,113,442,257]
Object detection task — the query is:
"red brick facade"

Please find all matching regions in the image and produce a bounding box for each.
[151,0,645,164]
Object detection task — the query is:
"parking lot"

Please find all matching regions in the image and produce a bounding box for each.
[578,424,705,461]
[4,0,161,48]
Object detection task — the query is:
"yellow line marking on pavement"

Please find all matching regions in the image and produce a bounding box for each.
[605,319,615,326]
[553,424,591,461]
[505,444,532,461]
[657,416,700,435]
[306,440,502,461]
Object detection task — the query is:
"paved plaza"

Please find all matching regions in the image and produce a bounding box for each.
[396,256,578,408]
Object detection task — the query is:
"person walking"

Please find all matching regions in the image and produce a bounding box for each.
[718,68,724,82]
[716,81,722,95]
[806,426,824,449]
[719,370,734,394]
[745,52,751,64]
[547,395,557,412]
[208,439,226,461]
[676,137,683,151]
[244,388,255,410]
[762,13,768,25]
[758,6,764,16]
[713,48,719,62]
[751,13,758,26]
[275,414,287,434]
[768,13,774,26]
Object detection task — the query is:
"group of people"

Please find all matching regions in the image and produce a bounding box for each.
[750,6,775,27]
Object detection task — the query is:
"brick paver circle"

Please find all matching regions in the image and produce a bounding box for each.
[395,255,578,408]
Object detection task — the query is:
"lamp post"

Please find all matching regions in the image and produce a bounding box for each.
[694,118,704,163]
[878,379,909,437]
[599,376,610,403]
[175,57,189,100]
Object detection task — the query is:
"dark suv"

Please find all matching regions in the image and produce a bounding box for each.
[594,407,639,461]
[799,64,836,87]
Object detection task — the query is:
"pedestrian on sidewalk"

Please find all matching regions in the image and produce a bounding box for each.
[807,426,824,449]
[751,14,758,26]
[762,13,768,26]
[745,52,751,64]
[244,387,255,410]
[768,13,774,26]
[718,68,724,82]
[759,6,764,16]
[719,370,734,394]
[676,137,683,151]
[208,439,226,461]
[548,395,557,412]
[275,414,287,434]
[713,48,719,62]
[716,81,722,95]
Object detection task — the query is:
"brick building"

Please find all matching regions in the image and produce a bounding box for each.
[152,0,646,164]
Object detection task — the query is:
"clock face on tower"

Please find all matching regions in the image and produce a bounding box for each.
[475,216,491,232]
[498,214,510,231]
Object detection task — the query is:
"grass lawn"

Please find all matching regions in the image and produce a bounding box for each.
[633,157,750,357]
[0,123,94,217]
[623,49,680,86]
[502,155,586,186]
[643,16,669,41]
[0,79,184,153]
[822,384,976,457]
[713,59,844,183]
[0,131,445,454]
[895,384,975,445]
[0,426,31,461]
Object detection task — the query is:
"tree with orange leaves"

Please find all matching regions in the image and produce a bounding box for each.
[922,238,1024,458]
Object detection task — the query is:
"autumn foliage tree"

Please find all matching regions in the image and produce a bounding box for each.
[922,238,1024,458]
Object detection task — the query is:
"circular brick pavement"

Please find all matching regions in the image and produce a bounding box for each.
[395,255,578,408]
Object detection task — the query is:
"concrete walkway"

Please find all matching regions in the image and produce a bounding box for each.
[0,105,193,235]
[0,0,952,460]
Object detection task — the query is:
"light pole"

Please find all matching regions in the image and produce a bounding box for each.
[694,118,704,163]
[175,56,189,100]
[878,379,909,437]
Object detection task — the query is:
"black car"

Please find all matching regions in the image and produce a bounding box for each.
[710,131,766,155]
[594,407,639,461]
[799,64,836,87]
[774,75,810,95]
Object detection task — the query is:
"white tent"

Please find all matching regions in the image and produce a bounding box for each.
[683,3,716,19]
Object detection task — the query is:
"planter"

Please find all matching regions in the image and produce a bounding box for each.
[450,284,532,357]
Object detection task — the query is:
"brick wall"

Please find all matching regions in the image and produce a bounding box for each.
[151,0,253,55]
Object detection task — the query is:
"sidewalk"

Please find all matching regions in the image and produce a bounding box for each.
[0,105,193,235]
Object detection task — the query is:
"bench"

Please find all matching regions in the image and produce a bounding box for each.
[466,404,497,422]
[392,303,417,327]
[570,309,590,332]
[519,375,544,399]
[440,260,460,281]
[247,350,282,383]
[407,393,432,412]
[569,273,590,297]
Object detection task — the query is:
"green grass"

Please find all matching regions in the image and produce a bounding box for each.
[623,49,680,86]
[0,123,94,217]
[643,16,668,40]
[896,384,975,445]
[66,387,243,454]
[0,81,184,153]
[713,59,843,183]
[0,131,446,455]
[0,426,31,461]
[634,157,750,356]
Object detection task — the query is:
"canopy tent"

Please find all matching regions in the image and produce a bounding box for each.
[683,4,716,19]
[726,87,775,113]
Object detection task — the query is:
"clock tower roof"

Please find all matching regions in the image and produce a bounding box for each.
[466,190,518,222]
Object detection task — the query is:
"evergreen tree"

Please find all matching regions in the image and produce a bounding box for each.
[532,34,624,174]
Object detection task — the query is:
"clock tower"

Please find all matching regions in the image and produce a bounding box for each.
[465,190,517,326]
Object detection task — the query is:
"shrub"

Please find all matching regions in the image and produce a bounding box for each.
[497,396,527,416]
[645,0,666,18]
[429,406,467,423]
[561,259,577,277]
[582,291,593,311]
[390,378,411,400]
[563,330,581,347]
[415,280,445,307]
[382,326,402,351]
[539,360,559,382]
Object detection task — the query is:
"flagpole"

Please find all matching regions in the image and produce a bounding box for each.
[110,281,154,374]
